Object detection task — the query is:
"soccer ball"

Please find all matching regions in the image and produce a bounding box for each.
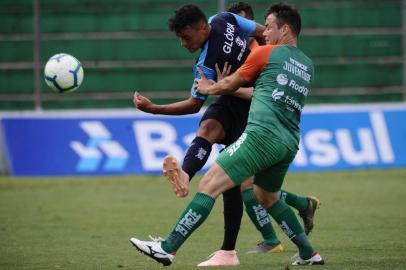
[44,53,84,93]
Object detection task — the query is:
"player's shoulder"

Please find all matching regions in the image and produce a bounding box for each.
[250,44,279,55]
[209,12,237,25]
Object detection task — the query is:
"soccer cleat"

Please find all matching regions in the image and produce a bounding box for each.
[291,252,324,265]
[129,235,175,266]
[246,241,284,254]
[299,196,321,235]
[197,250,240,267]
[163,155,190,197]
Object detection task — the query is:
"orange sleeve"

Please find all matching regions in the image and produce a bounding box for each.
[249,38,259,50]
[237,45,276,82]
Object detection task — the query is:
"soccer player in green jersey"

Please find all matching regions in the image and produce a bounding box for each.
[130,3,324,266]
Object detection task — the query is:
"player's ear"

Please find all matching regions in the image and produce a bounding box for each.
[281,24,291,36]
[200,21,209,31]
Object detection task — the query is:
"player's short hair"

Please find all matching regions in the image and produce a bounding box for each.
[168,4,207,33]
[227,2,254,20]
[265,3,301,37]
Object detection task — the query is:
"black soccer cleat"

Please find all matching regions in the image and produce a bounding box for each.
[299,196,320,235]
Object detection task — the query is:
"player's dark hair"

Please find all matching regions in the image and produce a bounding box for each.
[168,4,207,32]
[227,2,254,20]
[265,3,301,37]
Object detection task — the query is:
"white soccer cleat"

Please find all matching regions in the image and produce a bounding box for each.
[291,252,324,266]
[163,155,190,197]
[129,235,175,266]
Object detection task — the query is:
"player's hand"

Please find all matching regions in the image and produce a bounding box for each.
[194,67,215,95]
[133,91,154,112]
[215,62,232,82]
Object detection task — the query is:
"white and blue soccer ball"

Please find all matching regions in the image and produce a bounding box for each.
[44,53,84,93]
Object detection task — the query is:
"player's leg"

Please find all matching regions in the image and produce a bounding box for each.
[239,178,283,254]
[130,162,236,266]
[196,100,247,266]
[221,98,282,254]
[279,190,320,235]
[196,185,243,267]
[255,185,324,265]
[242,179,320,237]
[163,103,226,197]
[220,185,243,250]
[214,130,284,256]
[252,145,324,265]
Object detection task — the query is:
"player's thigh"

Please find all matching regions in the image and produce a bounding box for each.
[200,97,249,146]
[216,131,266,186]
[253,150,296,192]
[198,104,230,143]
[198,163,235,198]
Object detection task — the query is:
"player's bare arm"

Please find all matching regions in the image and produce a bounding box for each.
[252,23,266,45]
[214,61,253,100]
[231,87,253,100]
[195,67,247,96]
[133,91,204,115]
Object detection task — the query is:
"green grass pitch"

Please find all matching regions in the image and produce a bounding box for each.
[1,169,406,269]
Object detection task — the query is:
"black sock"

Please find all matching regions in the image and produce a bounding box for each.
[220,185,243,250]
[181,136,212,181]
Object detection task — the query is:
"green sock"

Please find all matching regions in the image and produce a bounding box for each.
[161,192,215,253]
[241,188,280,245]
[268,200,314,259]
[279,189,308,212]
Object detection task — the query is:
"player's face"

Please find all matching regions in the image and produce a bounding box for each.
[263,13,284,45]
[176,24,207,53]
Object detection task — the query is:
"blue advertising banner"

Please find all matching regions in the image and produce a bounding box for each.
[1,104,406,176]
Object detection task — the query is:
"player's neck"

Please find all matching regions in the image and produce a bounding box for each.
[279,36,297,47]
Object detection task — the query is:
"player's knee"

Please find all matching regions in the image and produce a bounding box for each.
[197,119,225,142]
[253,185,279,209]
[240,177,254,191]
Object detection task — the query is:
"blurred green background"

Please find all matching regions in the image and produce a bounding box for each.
[0,0,403,110]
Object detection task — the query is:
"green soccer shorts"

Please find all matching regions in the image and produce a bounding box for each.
[216,130,297,192]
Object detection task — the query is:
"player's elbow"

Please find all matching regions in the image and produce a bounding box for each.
[188,106,201,114]
[186,97,204,114]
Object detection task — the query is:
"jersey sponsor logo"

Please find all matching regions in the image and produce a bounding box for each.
[236,36,247,61]
[226,132,247,156]
[276,74,289,85]
[285,95,303,112]
[283,57,311,83]
[288,79,309,96]
[277,73,309,96]
[289,57,308,71]
[271,89,302,112]
[223,22,235,54]
[272,88,284,101]
[235,36,245,47]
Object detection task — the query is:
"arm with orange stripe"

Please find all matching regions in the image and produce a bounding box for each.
[195,45,276,95]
